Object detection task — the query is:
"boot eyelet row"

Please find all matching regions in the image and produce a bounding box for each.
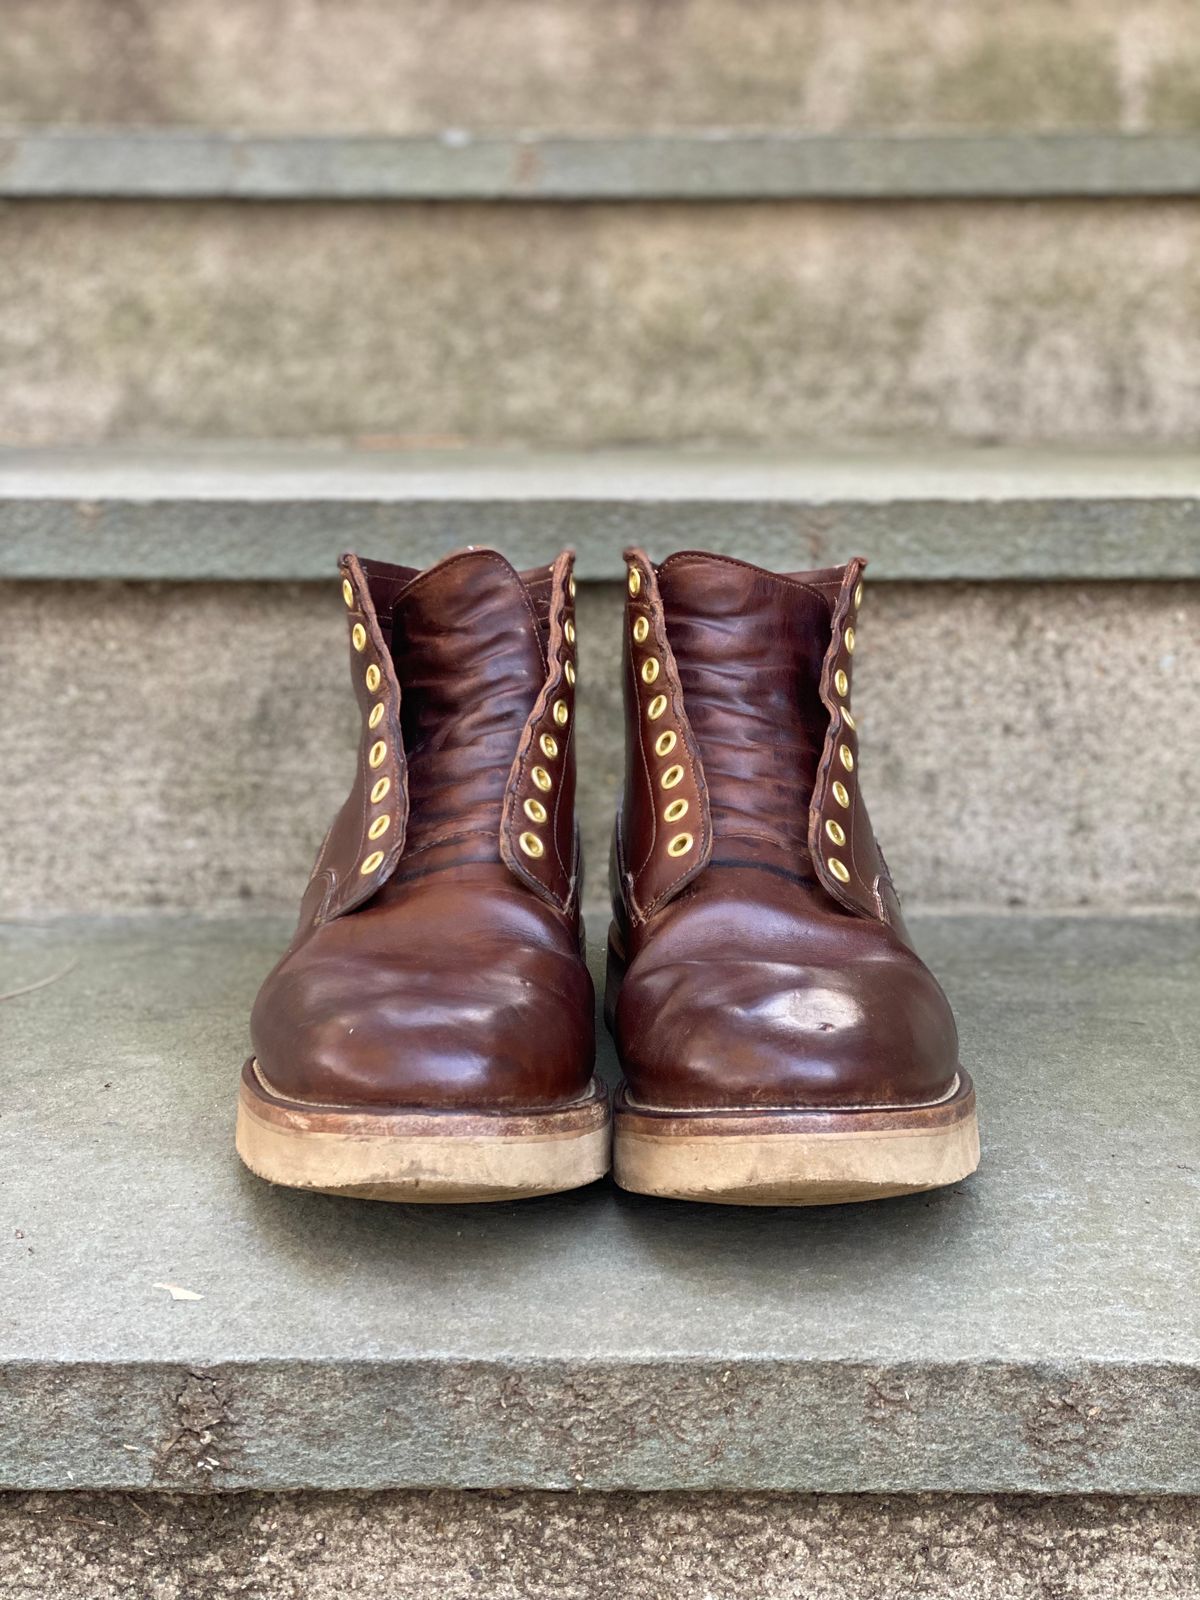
[342,574,394,881]
[628,576,696,862]
[520,585,575,864]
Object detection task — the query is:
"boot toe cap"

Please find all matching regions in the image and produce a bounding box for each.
[617,944,958,1112]
[251,911,594,1113]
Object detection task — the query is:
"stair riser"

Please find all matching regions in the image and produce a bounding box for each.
[2,579,1194,917]
[1,1489,1197,1596]
[4,0,1198,133]
[5,200,1200,448]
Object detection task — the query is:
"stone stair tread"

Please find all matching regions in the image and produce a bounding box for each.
[5,128,1200,199]
[1,911,1197,1492]
[4,443,1198,580]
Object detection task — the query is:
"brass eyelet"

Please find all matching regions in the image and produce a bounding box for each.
[664,797,689,823]
[532,765,552,792]
[827,856,851,884]
[641,657,660,685]
[341,578,354,607]
[839,744,855,772]
[632,616,649,644]
[564,661,576,686]
[370,776,391,804]
[351,623,367,652]
[368,740,388,769]
[834,668,849,697]
[661,764,684,790]
[825,818,846,847]
[569,575,577,600]
[519,831,545,859]
[628,567,642,597]
[365,663,381,692]
[845,625,856,654]
[368,702,384,729]
[524,797,548,825]
[854,580,864,607]
[360,851,385,875]
[368,814,390,841]
[553,699,569,726]
[540,733,559,760]
[832,780,850,808]
[565,619,576,646]
[667,832,694,858]
[654,730,677,758]
[842,708,857,731]
[647,694,667,720]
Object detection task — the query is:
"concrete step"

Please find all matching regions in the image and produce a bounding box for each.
[3,1488,1198,1599]
[2,911,1197,1493]
[2,562,1197,919]
[3,0,1199,136]
[6,200,1200,448]
[8,129,1200,200]
[4,444,1198,581]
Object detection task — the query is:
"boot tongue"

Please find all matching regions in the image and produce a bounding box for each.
[391,550,546,853]
[656,553,832,864]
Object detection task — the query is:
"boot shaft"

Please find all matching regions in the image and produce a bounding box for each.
[617,547,904,932]
[298,547,581,931]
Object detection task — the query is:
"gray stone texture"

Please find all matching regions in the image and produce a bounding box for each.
[2,913,1198,1491]
[2,1491,1198,1600]
[3,0,1200,135]
[9,130,1200,200]
[5,201,1200,448]
[3,444,1199,580]
[0,578,1196,918]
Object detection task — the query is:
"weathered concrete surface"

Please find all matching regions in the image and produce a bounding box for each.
[3,0,1200,135]
[4,202,1200,448]
[9,130,1200,200]
[0,580,1196,917]
[1,913,1198,1490]
[3,444,1199,580]
[2,1491,1198,1599]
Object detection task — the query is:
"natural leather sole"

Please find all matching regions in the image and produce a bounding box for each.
[613,1074,979,1206]
[236,1061,611,1203]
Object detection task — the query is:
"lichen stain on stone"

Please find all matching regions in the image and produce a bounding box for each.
[863,1376,919,1434]
[1021,1382,1131,1477]
[511,141,543,193]
[438,1365,765,1485]
[152,1368,238,1484]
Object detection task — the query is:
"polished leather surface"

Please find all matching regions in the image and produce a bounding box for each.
[611,550,959,1112]
[251,548,594,1111]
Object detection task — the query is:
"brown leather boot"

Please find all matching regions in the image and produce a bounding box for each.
[237,549,609,1202]
[607,549,979,1205]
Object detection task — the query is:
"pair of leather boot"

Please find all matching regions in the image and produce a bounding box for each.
[237,547,979,1206]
